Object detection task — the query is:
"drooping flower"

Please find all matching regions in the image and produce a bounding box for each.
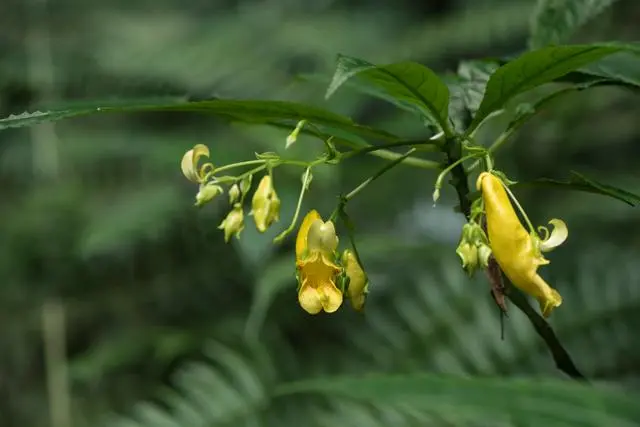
[295,210,343,314]
[251,175,280,232]
[477,171,568,317]
[181,144,214,184]
[342,249,368,311]
[218,204,245,242]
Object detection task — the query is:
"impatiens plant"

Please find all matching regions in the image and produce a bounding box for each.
[3,22,640,384]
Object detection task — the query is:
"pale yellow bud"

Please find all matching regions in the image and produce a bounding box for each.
[228,184,241,204]
[251,175,280,232]
[342,249,368,311]
[218,204,245,242]
[195,183,223,207]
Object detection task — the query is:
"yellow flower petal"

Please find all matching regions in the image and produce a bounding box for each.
[538,218,568,252]
[298,278,343,314]
[306,219,338,253]
[297,252,342,314]
[530,274,563,318]
[298,280,323,314]
[181,144,212,183]
[478,172,562,317]
[296,210,321,261]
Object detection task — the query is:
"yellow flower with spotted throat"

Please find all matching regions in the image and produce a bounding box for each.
[477,171,568,317]
[295,210,343,314]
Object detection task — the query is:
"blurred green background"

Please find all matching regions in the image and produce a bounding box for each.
[1,0,640,426]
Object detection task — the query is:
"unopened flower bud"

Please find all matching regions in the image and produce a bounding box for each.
[342,249,368,311]
[456,241,479,276]
[228,184,241,204]
[218,204,245,242]
[240,174,253,195]
[251,175,280,232]
[477,243,492,269]
[195,183,223,207]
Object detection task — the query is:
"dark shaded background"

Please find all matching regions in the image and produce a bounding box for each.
[1,0,640,426]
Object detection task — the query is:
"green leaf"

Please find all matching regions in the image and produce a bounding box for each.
[529,0,619,49]
[467,44,637,134]
[520,171,640,206]
[0,97,400,143]
[277,373,640,425]
[456,60,500,114]
[563,52,640,89]
[326,55,452,135]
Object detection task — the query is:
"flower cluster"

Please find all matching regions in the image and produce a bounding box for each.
[180,144,280,242]
[181,142,369,314]
[181,140,568,319]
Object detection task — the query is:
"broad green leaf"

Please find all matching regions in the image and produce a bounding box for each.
[277,373,640,425]
[563,52,640,89]
[529,0,619,49]
[520,171,640,206]
[326,55,452,134]
[467,44,637,134]
[496,51,640,89]
[0,97,401,143]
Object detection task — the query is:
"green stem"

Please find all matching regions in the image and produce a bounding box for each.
[339,207,368,280]
[212,159,265,174]
[341,140,441,160]
[344,148,417,202]
[500,180,536,234]
[445,137,473,219]
[273,167,313,243]
[268,120,441,170]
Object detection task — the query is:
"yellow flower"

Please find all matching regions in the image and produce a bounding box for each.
[342,249,368,311]
[218,204,244,242]
[251,175,281,232]
[295,210,343,314]
[477,172,568,317]
[181,144,213,183]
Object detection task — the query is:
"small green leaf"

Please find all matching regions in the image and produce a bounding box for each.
[276,373,640,425]
[456,60,499,114]
[529,0,619,49]
[521,171,640,206]
[467,44,638,135]
[326,55,451,134]
[0,97,400,143]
